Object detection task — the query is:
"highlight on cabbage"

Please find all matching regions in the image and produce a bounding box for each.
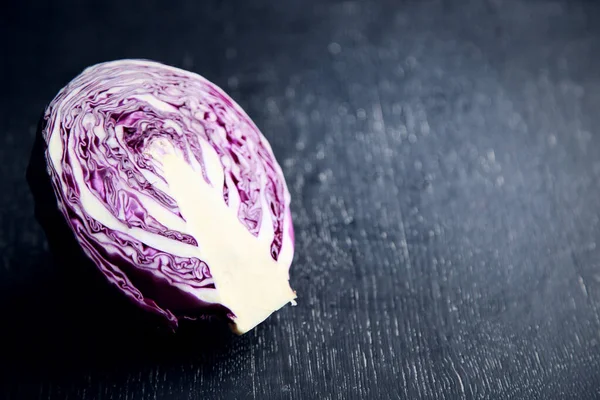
[27,59,296,334]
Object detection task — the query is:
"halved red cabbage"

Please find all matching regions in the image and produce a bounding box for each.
[31,59,296,334]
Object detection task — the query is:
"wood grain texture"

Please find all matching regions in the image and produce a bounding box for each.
[2,0,600,399]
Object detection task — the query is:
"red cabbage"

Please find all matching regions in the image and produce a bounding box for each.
[29,59,296,334]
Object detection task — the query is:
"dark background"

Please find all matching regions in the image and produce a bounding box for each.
[2,0,600,399]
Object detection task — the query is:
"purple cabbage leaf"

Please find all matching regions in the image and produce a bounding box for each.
[27,59,297,334]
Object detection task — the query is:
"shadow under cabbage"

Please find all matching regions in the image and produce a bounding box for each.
[0,258,249,380]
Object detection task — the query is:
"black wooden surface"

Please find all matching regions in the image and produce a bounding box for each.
[3,0,600,399]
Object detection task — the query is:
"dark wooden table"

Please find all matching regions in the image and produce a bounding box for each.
[2,0,600,399]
